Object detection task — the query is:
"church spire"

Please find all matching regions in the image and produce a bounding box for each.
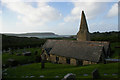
[77,11,90,41]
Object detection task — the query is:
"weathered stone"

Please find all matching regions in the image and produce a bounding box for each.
[22,52,31,56]
[40,75,44,78]
[30,76,35,78]
[92,69,100,79]
[83,74,88,76]
[77,11,90,41]
[55,76,59,78]
[112,73,117,76]
[7,59,18,67]
[35,56,41,62]
[34,51,38,55]
[62,73,76,80]
[41,60,45,69]
[104,73,108,76]
[16,53,21,56]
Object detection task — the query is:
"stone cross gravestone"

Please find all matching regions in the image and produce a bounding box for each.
[92,69,100,79]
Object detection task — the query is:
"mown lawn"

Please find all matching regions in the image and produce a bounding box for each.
[2,62,119,79]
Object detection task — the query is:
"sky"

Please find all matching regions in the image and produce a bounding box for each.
[0,0,119,35]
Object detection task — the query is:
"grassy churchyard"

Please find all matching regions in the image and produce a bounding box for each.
[2,47,42,68]
[2,42,120,79]
[2,62,119,79]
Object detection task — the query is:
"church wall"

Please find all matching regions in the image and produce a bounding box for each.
[70,58,77,66]
[49,54,56,62]
[83,60,97,65]
[58,56,66,64]
[49,54,97,66]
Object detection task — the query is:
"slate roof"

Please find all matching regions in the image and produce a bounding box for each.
[42,40,110,62]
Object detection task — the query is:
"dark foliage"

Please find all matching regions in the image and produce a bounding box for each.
[2,34,46,50]
[90,31,120,42]
[2,31,120,50]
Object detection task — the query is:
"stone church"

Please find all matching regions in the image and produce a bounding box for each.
[41,11,110,66]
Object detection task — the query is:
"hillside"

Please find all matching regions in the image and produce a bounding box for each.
[4,32,59,38]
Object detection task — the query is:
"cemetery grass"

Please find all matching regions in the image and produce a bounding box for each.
[3,62,119,79]
[2,47,42,67]
[110,42,120,59]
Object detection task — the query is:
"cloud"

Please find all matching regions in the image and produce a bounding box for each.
[89,22,118,32]
[2,0,62,27]
[0,10,2,14]
[107,3,118,17]
[64,2,107,22]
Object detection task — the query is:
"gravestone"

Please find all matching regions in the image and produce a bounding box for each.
[92,69,100,79]
[62,73,76,80]
[40,75,44,78]
[22,52,31,56]
[55,76,59,78]
[41,53,46,69]
[83,74,88,76]
[35,56,41,62]
[16,53,21,56]
[41,60,45,69]
[34,51,38,55]
[8,59,18,67]
[10,52,14,55]
[104,73,108,76]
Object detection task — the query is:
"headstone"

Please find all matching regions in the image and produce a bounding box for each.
[35,56,41,62]
[21,76,24,78]
[8,59,18,67]
[55,76,59,78]
[16,53,21,56]
[10,52,14,55]
[40,75,44,78]
[92,69,100,79]
[22,52,31,56]
[104,73,108,76]
[34,51,38,55]
[30,76,35,78]
[41,60,45,69]
[25,76,29,78]
[2,64,6,68]
[83,74,88,76]
[112,73,117,76]
[3,69,7,73]
[62,73,76,80]
[4,73,7,76]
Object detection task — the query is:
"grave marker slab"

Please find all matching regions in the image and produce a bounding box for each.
[92,69,100,79]
[62,73,76,80]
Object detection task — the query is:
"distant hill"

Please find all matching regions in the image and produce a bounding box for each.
[4,32,60,38]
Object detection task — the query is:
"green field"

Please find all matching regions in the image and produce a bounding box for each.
[2,62,119,79]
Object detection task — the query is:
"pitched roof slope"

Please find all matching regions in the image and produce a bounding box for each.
[50,41,103,62]
[43,40,110,56]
